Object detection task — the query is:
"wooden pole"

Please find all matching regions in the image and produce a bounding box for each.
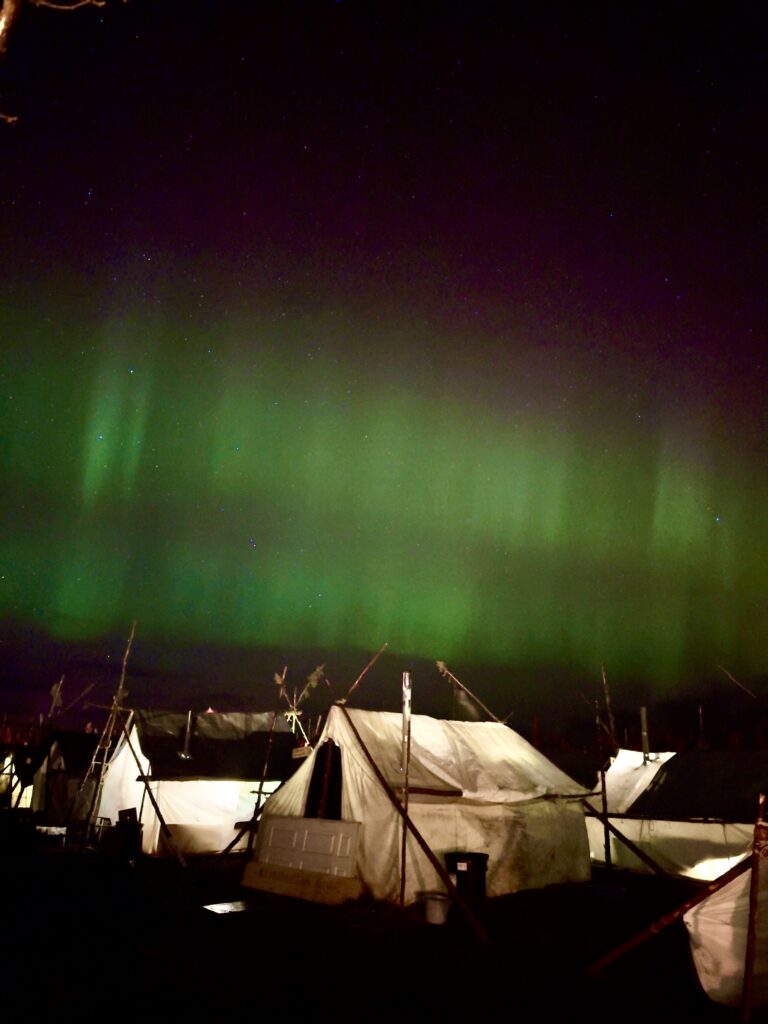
[337,703,491,946]
[79,621,136,845]
[399,671,412,908]
[583,805,667,875]
[341,642,388,704]
[245,711,277,856]
[436,662,502,723]
[640,706,650,765]
[586,854,753,977]
[600,769,612,871]
[741,792,768,1022]
[601,663,617,748]
[119,716,187,868]
[177,709,193,761]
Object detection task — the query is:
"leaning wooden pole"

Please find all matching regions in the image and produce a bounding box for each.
[399,671,413,908]
[80,621,137,844]
[436,661,502,723]
[338,703,492,946]
[741,792,768,1023]
[341,642,388,704]
[601,662,618,749]
[586,854,753,977]
[599,770,612,871]
[582,805,668,876]
[245,711,278,856]
[119,716,187,868]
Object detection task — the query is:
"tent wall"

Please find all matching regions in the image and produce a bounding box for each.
[685,863,768,1007]
[99,725,279,856]
[585,748,754,879]
[586,815,753,880]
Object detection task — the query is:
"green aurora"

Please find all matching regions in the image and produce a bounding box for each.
[2,296,765,701]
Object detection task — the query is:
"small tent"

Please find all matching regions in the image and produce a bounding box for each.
[244,705,591,905]
[98,709,298,857]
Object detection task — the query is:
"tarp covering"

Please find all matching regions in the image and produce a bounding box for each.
[97,710,296,855]
[584,747,768,1008]
[685,859,768,1008]
[587,748,675,814]
[132,710,297,780]
[628,751,768,823]
[257,705,591,904]
[585,749,757,880]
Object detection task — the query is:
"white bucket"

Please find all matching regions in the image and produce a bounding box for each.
[423,891,450,925]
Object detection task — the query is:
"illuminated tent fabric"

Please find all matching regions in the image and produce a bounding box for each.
[254,705,591,904]
[29,730,100,821]
[585,749,755,881]
[98,710,296,856]
[586,748,768,1008]
[684,859,768,1008]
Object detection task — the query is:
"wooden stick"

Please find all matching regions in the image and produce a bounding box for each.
[718,665,758,701]
[436,662,502,723]
[601,663,618,748]
[245,711,278,856]
[600,770,612,871]
[119,715,187,868]
[586,854,752,977]
[741,793,767,1022]
[337,703,492,946]
[399,671,412,908]
[583,805,667,875]
[340,642,388,703]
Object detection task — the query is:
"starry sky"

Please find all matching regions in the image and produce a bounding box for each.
[0,2,766,729]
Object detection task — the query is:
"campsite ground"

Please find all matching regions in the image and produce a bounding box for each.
[0,821,763,1023]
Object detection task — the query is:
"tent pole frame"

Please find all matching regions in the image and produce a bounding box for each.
[337,703,491,946]
[741,792,768,1022]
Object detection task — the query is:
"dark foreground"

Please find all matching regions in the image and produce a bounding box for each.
[1,822,763,1022]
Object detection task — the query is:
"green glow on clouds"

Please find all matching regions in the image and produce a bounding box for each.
[1,302,764,693]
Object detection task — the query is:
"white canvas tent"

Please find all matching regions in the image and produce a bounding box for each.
[244,705,591,905]
[684,857,768,1008]
[97,710,297,857]
[585,748,756,880]
[586,748,768,1008]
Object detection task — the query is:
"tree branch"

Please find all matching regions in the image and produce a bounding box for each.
[0,0,22,56]
[30,0,106,10]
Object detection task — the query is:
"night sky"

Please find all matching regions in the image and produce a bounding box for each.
[1,2,766,730]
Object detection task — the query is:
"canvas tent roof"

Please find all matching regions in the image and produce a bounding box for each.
[252,705,591,904]
[130,709,298,781]
[97,709,300,857]
[314,706,590,803]
[627,751,768,823]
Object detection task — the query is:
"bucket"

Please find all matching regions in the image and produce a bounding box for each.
[422,891,450,925]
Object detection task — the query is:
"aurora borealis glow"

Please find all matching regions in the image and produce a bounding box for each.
[0,3,766,719]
